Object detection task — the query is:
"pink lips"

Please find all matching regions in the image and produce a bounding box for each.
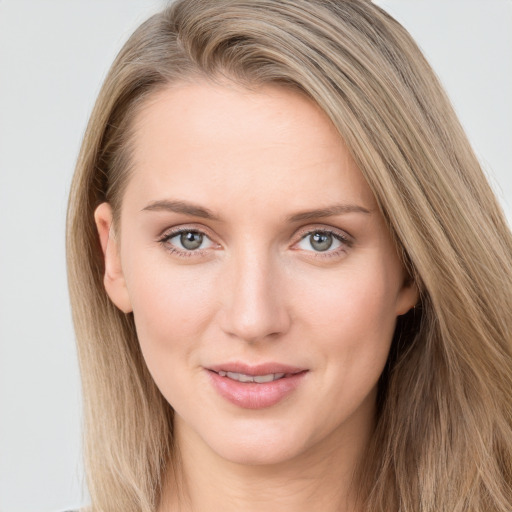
[206,362,308,409]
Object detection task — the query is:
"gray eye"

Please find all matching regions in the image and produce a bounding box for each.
[309,232,333,252]
[165,229,215,253]
[180,231,204,250]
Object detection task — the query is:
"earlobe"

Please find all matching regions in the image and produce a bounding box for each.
[395,279,420,317]
[94,202,133,314]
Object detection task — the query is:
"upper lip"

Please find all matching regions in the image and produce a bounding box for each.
[207,362,307,376]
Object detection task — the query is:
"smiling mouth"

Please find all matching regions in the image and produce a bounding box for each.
[212,370,292,383]
[207,366,308,409]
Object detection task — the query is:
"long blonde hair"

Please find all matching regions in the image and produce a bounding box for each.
[66,1,512,510]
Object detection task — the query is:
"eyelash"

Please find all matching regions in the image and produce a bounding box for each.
[295,228,352,258]
[157,226,352,259]
[158,227,216,258]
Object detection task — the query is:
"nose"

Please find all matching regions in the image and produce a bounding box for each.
[218,247,291,343]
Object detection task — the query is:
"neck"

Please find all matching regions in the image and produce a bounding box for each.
[159,409,374,512]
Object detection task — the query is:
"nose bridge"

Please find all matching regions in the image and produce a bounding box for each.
[220,241,289,342]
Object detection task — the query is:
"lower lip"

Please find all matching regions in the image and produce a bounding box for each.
[207,370,308,409]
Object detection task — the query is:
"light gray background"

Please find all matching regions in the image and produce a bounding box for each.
[0,1,510,511]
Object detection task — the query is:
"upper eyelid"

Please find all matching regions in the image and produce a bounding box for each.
[158,224,215,241]
[158,227,217,256]
[294,224,352,241]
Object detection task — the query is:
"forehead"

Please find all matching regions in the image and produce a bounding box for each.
[124,80,376,214]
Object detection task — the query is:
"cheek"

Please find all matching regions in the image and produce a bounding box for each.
[124,257,218,368]
[294,263,399,366]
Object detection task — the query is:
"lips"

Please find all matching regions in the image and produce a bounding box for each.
[216,371,285,383]
[206,362,308,409]
[208,362,305,376]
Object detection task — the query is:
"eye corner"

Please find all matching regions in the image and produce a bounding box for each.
[157,226,221,258]
[291,226,352,259]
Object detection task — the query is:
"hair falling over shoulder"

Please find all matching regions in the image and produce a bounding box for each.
[66,1,512,511]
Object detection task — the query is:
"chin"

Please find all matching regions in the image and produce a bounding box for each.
[198,419,314,467]
[214,439,302,466]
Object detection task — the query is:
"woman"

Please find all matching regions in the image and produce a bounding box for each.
[66,0,512,511]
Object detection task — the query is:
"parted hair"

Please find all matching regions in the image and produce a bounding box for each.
[66,1,512,511]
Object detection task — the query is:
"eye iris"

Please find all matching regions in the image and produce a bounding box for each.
[310,232,332,251]
[180,231,203,250]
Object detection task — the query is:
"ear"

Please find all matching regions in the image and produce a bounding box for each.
[94,202,133,313]
[395,277,420,317]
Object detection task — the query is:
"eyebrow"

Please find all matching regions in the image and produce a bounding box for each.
[286,204,372,222]
[142,200,219,220]
[141,199,372,222]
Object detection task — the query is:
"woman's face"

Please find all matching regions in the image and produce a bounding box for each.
[96,81,417,466]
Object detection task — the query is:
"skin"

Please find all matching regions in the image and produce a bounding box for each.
[95,81,418,512]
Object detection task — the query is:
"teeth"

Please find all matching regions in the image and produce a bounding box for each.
[254,373,285,383]
[218,371,286,383]
[227,371,253,382]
